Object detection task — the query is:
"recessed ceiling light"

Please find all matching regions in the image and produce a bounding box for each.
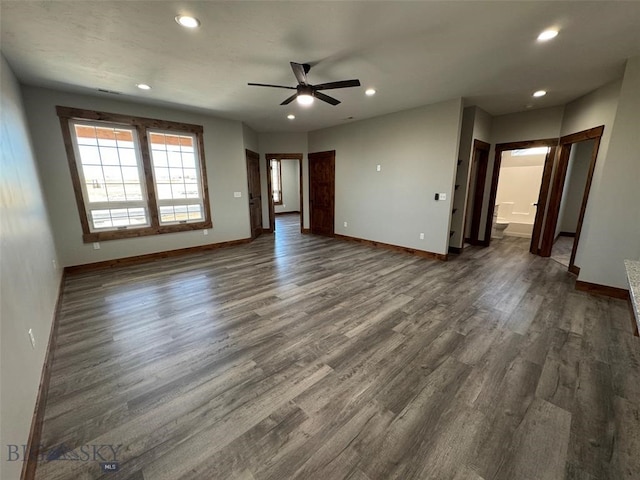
[365,88,376,96]
[537,29,559,41]
[175,15,200,28]
[296,94,314,106]
[287,114,295,120]
[533,90,547,98]
[136,83,151,90]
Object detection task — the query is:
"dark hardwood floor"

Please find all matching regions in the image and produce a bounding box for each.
[36,214,640,480]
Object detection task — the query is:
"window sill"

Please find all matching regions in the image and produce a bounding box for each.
[82,220,213,243]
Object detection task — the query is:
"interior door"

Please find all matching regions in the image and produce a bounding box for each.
[245,149,262,239]
[466,140,490,245]
[529,146,557,254]
[308,150,335,236]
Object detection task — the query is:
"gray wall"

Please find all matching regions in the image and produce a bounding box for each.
[556,139,594,235]
[242,123,259,153]
[275,159,300,214]
[21,86,252,267]
[1,56,62,480]
[308,98,463,255]
[570,57,640,288]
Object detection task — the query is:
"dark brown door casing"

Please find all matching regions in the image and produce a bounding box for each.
[309,150,335,236]
[245,149,262,239]
[539,126,604,263]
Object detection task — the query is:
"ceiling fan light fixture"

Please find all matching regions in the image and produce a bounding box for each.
[175,15,200,28]
[297,94,314,106]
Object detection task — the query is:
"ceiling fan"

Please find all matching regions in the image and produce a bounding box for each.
[248,62,361,106]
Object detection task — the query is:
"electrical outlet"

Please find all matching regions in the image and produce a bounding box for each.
[344,221,348,228]
[28,328,36,349]
[419,233,425,240]
[234,192,242,198]
[376,164,381,172]
[93,242,100,250]
[203,229,208,235]
[52,259,57,270]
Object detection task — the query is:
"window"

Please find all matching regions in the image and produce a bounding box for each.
[149,131,204,224]
[57,107,212,242]
[271,158,283,205]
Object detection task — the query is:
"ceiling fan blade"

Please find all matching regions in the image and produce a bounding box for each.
[280,93,298,105]
[290,62,309,86]
[315,91,341,106]
[315,79,361,91]
[248,82,296,90]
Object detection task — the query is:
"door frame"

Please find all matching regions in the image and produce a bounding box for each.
[245,149,262,239]
[265,153,304,234]
[486,137,559,248]
[539,126,604,272]
[465,139,491,245]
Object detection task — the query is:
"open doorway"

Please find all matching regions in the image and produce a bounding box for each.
[491,147,548,244]
[541,126,604,274]
[484,127,603,273]
[265,153,303,234]
[485,139,558,251]
[550,139,596,267]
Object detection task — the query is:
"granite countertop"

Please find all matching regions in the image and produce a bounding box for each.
[624,259,640,332]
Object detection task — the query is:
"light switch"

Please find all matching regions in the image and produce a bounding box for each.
[376,165,381,172]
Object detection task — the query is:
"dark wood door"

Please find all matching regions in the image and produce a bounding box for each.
[529,146,557,254]
[245,149,262,239]
[309,150,335,236]
[467,140,490,245]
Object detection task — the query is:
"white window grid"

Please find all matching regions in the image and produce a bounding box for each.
[148,130,205,225]
[69,120,150,231]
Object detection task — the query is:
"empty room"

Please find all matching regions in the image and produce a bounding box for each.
[1,1,640,480]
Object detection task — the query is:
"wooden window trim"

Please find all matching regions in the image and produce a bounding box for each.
[56,106,212,243]
[271,158,283,206]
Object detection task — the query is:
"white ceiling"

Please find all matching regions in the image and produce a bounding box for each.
[2,1,639,133]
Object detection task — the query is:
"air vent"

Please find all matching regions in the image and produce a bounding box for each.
[97,88,122,95]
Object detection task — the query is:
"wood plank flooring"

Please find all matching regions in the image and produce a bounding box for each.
[35,214,640,480]
[551,236,574,268]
